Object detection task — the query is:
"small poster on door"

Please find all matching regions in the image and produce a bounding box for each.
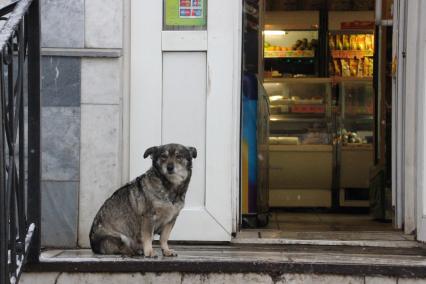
[179,0,203,19]
[164,0,206,29]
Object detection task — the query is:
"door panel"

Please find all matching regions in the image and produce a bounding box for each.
[162,52,207,208]
[130,0,240,241]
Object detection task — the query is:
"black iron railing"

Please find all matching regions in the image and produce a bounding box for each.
[0,0,40,284]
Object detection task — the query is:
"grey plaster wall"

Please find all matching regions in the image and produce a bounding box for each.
[37,0,124,248]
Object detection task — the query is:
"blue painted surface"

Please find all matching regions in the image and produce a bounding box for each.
[242,73,258,213]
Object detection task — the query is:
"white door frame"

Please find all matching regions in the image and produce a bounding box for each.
[393,0,426,240]
[129,0,242,240]
[415,0,426,242]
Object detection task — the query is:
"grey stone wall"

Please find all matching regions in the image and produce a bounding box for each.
[37,0,124,248]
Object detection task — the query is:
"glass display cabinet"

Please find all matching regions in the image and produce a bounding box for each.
[337,79,375,207]
[264,78,334,207]
[264,30,319,78]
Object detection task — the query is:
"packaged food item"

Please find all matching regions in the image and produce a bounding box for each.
[328,34,335,50]
[356,34,366,50]
[363,57,370,76]
[343,34,350,50]
[349,59,358,77]
[336,34,343,50]
[350,35,357,50]
[357,58,364,77]
[367,57,374,76]
[363,57,374,77]
[333,59,341,76]
[365,34,374,51]
[341,59,350,77]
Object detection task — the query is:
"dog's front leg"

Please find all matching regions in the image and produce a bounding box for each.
[141,217,156,258]
[160,219,177,257]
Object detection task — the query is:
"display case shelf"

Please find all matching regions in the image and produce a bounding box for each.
[331,50,373,59]
[264,50,315,58]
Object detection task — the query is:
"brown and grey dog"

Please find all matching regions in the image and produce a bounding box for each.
[89,143,197,257]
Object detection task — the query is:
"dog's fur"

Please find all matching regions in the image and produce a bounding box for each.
[89,143,197,257]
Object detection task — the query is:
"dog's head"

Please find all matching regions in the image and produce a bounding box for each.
[144,144,197,185]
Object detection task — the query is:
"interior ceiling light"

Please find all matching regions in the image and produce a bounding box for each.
[263,30,286,36]
[269,95,284,101]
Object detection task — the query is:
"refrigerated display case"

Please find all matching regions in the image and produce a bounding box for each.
[338,79,375,207]
[264,30,319,78]
[264,78,334,207]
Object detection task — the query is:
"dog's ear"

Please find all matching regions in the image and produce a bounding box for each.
[143,146,158,159]
[187,147,197,159]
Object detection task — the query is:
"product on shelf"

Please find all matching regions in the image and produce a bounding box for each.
[342,34,350,50]
[349,59,358,77]
[329,33,374,52]
[341,59,350,77]
[365,34,374,51]
[341,129,368,144]
[356,34,366,50]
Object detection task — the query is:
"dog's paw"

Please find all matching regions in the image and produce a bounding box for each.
[143,249,158,258]
[162,249,178,257]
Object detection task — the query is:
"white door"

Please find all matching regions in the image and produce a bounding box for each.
[130,0,241,241]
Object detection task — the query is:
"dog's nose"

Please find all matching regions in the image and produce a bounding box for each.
[167,164,174,173]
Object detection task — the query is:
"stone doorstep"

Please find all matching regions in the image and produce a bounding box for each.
[24,245,426,279]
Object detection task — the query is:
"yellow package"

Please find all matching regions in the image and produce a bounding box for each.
[341,59,350,77]
[368,57,374,76]
[333,59,341,76]
[349,59,358,77]
[356,35,366,50]
[350,35,357,50]
[365,34,373,51]
[343,34,350,50]
[357,58,364,77]
[336,34,343,50]
[363,58,369,76]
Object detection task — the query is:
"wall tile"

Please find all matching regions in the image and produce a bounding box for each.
[42,57,81,107]
[20,272,60,284]
[398,278,426,284]
[78,104,121,247]
[208,273,274,284]
[57,273,145,284]
[41,181,79,247]
[81,58,121,105]
[85,0,123,48]
[365,277,397,284]
[277,274,364,284]
[42,107,80,181]
[41,0,84,48]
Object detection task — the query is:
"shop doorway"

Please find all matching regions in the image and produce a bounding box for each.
[239,0,401,241]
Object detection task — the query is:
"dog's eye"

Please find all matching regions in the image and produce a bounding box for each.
[176,155,183,161]
[160,154,168,160]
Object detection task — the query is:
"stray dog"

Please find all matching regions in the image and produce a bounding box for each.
[89,143,197,257]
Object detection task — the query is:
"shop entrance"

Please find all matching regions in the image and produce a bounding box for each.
[239,0,400,240]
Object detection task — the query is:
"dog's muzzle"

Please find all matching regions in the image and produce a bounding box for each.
[167,164,174,174]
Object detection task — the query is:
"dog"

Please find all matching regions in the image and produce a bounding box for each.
[89,143,197,257]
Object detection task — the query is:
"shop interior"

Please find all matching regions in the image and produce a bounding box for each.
[240,0,398,239]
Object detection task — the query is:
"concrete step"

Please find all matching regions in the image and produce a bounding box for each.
[24,244,426,280]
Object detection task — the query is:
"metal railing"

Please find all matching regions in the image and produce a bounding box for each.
[0,0,40,283]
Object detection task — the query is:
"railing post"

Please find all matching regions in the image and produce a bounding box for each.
[0,52,7,284]
[27,0,41,264]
